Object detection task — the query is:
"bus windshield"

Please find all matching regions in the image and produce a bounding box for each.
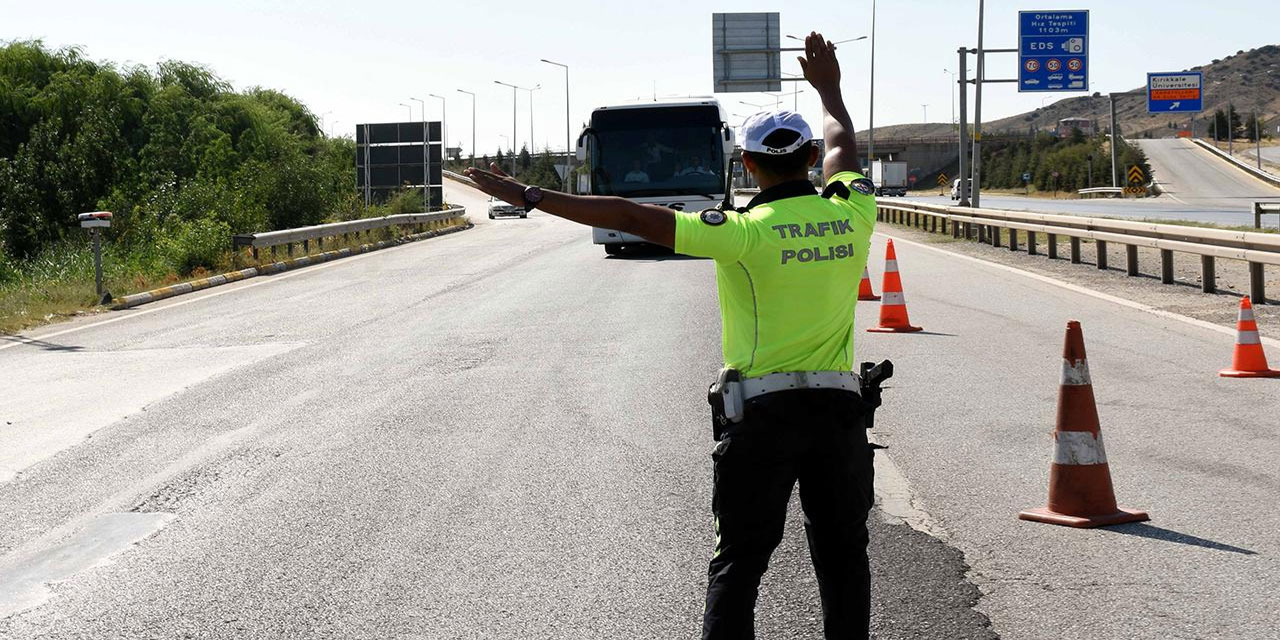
[588,105,725,198]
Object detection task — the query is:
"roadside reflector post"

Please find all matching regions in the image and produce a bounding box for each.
[1249,262,1265,304]
[1160,250,1174,284]
[1201,255,1216,293]
[1126,245,1139,276]
[77,211,113,305]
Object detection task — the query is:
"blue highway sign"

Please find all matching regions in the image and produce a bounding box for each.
[1019,10,1089,93]
[1147,72,1203,113]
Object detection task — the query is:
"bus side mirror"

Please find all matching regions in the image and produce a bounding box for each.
[722,125,735,153]
[576,129,589,162]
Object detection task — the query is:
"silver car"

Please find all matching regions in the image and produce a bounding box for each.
[487,197,526,219]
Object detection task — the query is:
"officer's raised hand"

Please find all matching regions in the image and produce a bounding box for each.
[798,32,841,93]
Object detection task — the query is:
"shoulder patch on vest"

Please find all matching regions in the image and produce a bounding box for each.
[700,209,727,226]
[850,178,875,196]
[822,181,851,200]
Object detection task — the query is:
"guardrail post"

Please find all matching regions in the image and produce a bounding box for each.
[951,219,960,238]
[1160,249,1174,284]
[1008,229,1019,251]
[978,225,987,243]
[1027,231,1037,256]
[1125,245,1139,276]
[286,243,293,257]
[1096,241,1108,270]
[1047,233,1057,259]
[1201,255,1216,293]
[1070,237,1081,264]
[1249,262,1265,303]
[991,226,1002,248]
[303,239,309,254]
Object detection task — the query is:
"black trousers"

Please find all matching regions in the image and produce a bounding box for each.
[702,389,875,640]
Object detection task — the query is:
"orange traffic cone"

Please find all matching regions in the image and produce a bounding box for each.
[1019,321,1149,528]
[1219,296,1280,378]
[867,239,922,333]
[857,267,881,301]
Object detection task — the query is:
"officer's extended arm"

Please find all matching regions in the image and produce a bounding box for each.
[798,32,860,182]
[465,164,676,248]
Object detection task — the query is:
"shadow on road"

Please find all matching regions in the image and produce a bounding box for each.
[1106,522,1257,555]
[0,336,84,352]
[606,246,703,262]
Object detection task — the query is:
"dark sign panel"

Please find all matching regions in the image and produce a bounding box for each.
[355,121,444,207]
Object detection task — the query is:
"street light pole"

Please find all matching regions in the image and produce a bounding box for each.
[922,104,929,123]
[410,97,427,209]
[944,69,956,124]
[398,103,412,121]
[867,0,877,173]
[429,93,447,164]
[971,0,985,208]
[495,81,519,175]
[540,58,572,192]
[457,89,476,166]
[523,85,541,152]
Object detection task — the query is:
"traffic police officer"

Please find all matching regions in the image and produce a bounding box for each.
[466,32,877,639]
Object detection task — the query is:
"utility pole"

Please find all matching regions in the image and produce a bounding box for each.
[867,0,877,172]
[1228,102,1234,156]
[1256,110,1263,170]
[922,104,929,123]
[457,89,476,167]
[971,0,985,208]
[958,47,971,207]
[1109,93,1119,188]
[540,59,572,192]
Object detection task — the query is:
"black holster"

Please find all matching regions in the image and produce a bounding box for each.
[707,368,743,441]
[858,360,894,431]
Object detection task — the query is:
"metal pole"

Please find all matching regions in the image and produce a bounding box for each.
[1109,93,1119,187]
[958,47,970,207]
[1256,110,1262,170]
[457,89,476,167]
[541,59,571,192]
[496,81,519,175]
[411,97,426,208]
[971,0,984,208]
[922,104,928,123]
[867,0,876,172]
[92,228,104,303]
[1228,102,1234,156]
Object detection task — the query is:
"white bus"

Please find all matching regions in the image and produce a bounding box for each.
[576,98,736,255]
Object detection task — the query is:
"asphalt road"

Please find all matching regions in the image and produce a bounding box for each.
[3,179,1278,638]
[906,137,1280,226]
[0,182,995,639]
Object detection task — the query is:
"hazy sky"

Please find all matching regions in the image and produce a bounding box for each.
[4,1,1276,156]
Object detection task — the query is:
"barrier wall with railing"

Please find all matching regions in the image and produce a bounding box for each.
[876,200,1280,303]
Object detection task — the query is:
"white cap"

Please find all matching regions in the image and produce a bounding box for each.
[740,110,814,154]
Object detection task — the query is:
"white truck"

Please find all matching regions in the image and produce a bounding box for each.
[870,160,908,197]
[576,98,735,255]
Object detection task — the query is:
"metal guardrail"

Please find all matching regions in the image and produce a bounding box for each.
[877,200,1280,303]
[1078,187,1123,198]
[1191,139,1280,189]
[1255,201,1280,230]
[232,209,465,260]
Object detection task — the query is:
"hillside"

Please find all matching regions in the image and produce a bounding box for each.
[862,44,1280,140]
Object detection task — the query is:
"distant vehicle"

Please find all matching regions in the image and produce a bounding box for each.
[576,97,735,255]
[950,177,973,201]
[870,160,908,197]
[487,196,526,219]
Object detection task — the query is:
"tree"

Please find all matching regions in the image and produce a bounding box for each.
[1244,112,1264,142]
[518,144,531,172]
